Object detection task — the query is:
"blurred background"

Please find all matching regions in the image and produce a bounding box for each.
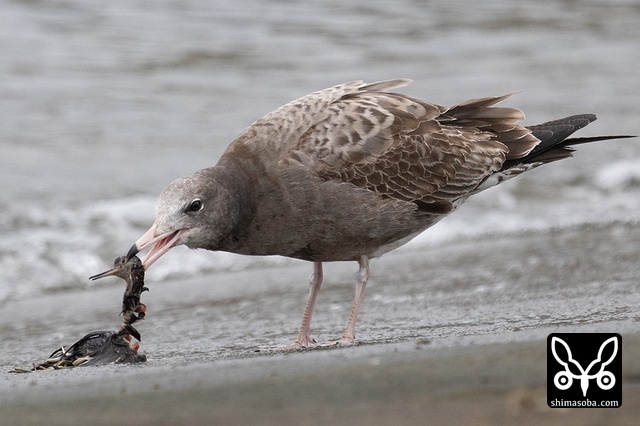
[1,0,639,303]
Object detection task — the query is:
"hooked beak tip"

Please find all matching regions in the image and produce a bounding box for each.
[126,243,140,260]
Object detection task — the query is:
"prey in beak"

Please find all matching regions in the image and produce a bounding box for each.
[127,224,189,270]
[90,256,138,281]
[90,255,148,341]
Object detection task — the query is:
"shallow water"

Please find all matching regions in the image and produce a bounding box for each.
[1,0,640,367]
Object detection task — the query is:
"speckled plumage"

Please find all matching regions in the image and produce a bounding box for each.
[128,79,633,347]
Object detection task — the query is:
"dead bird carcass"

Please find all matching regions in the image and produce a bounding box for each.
[10,256,149,373]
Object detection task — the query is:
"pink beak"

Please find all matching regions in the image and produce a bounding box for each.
[127,223,189,270]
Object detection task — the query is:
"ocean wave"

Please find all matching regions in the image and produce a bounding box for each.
[1,178,639,305]
[0,197,156,303]
[595,159,640,191]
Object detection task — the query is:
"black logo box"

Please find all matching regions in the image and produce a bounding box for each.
[547,333,622,408]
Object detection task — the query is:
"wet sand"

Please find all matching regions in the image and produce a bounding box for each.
[1,221,639,425]
[2,333,640,426]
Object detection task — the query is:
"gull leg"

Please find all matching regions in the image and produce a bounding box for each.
[276,261,323,350]
[326,256,370,347]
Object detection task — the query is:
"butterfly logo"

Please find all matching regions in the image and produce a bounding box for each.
[551,336,618,397]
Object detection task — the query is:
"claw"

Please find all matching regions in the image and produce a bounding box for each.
[72,356,92,366]
[119,324,141,342]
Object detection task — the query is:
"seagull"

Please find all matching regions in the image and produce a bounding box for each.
[125,79,633,348]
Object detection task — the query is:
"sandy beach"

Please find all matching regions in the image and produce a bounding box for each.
[2,333,640,426]
[2,222,639,425]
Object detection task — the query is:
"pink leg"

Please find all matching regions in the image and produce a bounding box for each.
[277,261,323,350]
[326,256,370,346]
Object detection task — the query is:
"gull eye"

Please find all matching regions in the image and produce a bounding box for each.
[186,199,203,213]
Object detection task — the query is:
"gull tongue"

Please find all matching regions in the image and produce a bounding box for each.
[141,229,188,269]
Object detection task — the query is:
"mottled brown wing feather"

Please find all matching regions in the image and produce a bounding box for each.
[288,80,540,213]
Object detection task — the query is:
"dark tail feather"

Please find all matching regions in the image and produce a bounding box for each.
[501,114,636,170]
[555,135,637,147]
[528,114,597,149]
